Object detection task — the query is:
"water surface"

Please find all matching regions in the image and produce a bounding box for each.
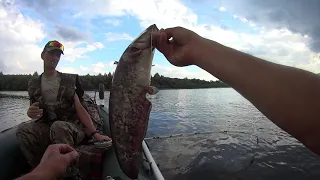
[1,89,319,180]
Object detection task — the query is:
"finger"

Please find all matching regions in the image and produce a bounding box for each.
[58,144,77,154]
[31,102,39,107]
[28,112,41,117]
[162,27,177,39]
[63,151,80,164]
[29,109,42,115]
[158,31,174,60]
[29,106,40,110]
[103,136,112,141]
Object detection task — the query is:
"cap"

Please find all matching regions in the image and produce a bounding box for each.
[43,40,64,54]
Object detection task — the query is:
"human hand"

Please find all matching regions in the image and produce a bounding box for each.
[35,144,79,179]
[152,26,204,67]
[94,133,112,142]
[27,102,43,119]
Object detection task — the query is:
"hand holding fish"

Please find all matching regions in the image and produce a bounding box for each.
[152,26,205,67]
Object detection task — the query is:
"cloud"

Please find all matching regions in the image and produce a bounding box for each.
[4,0,320,77]
[58,61,117,75]
[105,32,134,42]
[0,2,45,74]
[61,41,104,62]
[0,3,104,74]
[53,25,90,42]
[151,64,216,81]
[218,0,320,52]
[219,7,226,12]
[105,19,122,26]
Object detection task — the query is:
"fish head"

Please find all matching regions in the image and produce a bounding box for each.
[122,24,159,64]
[118,24,159,87]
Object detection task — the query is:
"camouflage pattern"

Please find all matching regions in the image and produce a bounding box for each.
[16,121,85,167]
[81,94,103,131]
[16,71,87,167]
[109,24,159,179]
[27,71,85,128]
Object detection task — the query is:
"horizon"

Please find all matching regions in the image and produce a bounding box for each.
[0,71,223,82]
[1,0,320,81]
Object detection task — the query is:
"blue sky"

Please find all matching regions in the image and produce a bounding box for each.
[1,0,319,80]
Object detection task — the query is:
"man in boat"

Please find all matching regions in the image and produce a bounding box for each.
[16,40,111,169]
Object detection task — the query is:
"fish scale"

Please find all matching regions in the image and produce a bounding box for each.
[109,24,160,179]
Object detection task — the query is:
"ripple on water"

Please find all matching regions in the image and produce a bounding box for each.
[2,89,320,179]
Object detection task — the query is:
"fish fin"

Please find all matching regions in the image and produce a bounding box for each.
[137,85,159,95]
[146,86,159,95]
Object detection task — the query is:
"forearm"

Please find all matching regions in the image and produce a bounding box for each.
[197,38,320,153]
[16,166,56,180]
[76,107,96,134]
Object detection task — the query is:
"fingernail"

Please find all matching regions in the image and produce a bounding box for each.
[72,151,79,159]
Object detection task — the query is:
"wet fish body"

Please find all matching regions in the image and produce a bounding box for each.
[109,24,159,179]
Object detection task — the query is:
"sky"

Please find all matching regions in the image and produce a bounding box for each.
[0,0,320,81]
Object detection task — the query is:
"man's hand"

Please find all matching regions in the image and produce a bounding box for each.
[17,144,79,180]
[152,26,204,67]
[93,133,112,142]
[27,102,43,119]
[38,144,79,176]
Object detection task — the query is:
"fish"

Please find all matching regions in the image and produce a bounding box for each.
[109,24,160,179]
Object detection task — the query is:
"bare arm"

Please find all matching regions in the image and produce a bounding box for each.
[74,93,97,135]
[16,168,56,180]
[74,94,111,141]
[197,39,320,154]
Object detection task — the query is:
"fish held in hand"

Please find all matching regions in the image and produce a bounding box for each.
[109,24,159,179]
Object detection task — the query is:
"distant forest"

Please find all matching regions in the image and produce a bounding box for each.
[0,71,229,91]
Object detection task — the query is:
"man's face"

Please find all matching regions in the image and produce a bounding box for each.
[42,49,62,70]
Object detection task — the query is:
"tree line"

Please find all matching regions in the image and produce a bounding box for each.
[0,71,229,91]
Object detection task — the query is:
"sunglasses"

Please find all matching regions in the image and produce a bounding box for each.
[48,41,64,52]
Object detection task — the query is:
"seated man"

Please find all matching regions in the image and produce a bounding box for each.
[16,40,111,168]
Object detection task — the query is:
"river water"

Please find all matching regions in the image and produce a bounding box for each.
[1,89,320,180]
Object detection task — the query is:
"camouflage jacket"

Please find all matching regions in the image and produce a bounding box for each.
[28,71,85,127]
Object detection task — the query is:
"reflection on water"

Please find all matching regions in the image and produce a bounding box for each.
[1,89,320,179]
[146,132,320,180]
[0,92,30,131]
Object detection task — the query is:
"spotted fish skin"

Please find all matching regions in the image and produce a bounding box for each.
[109,24,159,179]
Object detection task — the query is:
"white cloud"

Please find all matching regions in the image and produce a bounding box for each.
[58,61,117,75]
[56,66,79,74]
[219,7,226,12]
[105,32,134,42]
[2,0,320,77]
[96,0,317,73]
[151,64,216,81]
[61,41,104,62]
[0,4,105,74]
[0,3,45,74]
[105,19,122,26]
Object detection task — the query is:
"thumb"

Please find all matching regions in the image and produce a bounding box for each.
[32,102,39,106]
[63,151,79,164]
